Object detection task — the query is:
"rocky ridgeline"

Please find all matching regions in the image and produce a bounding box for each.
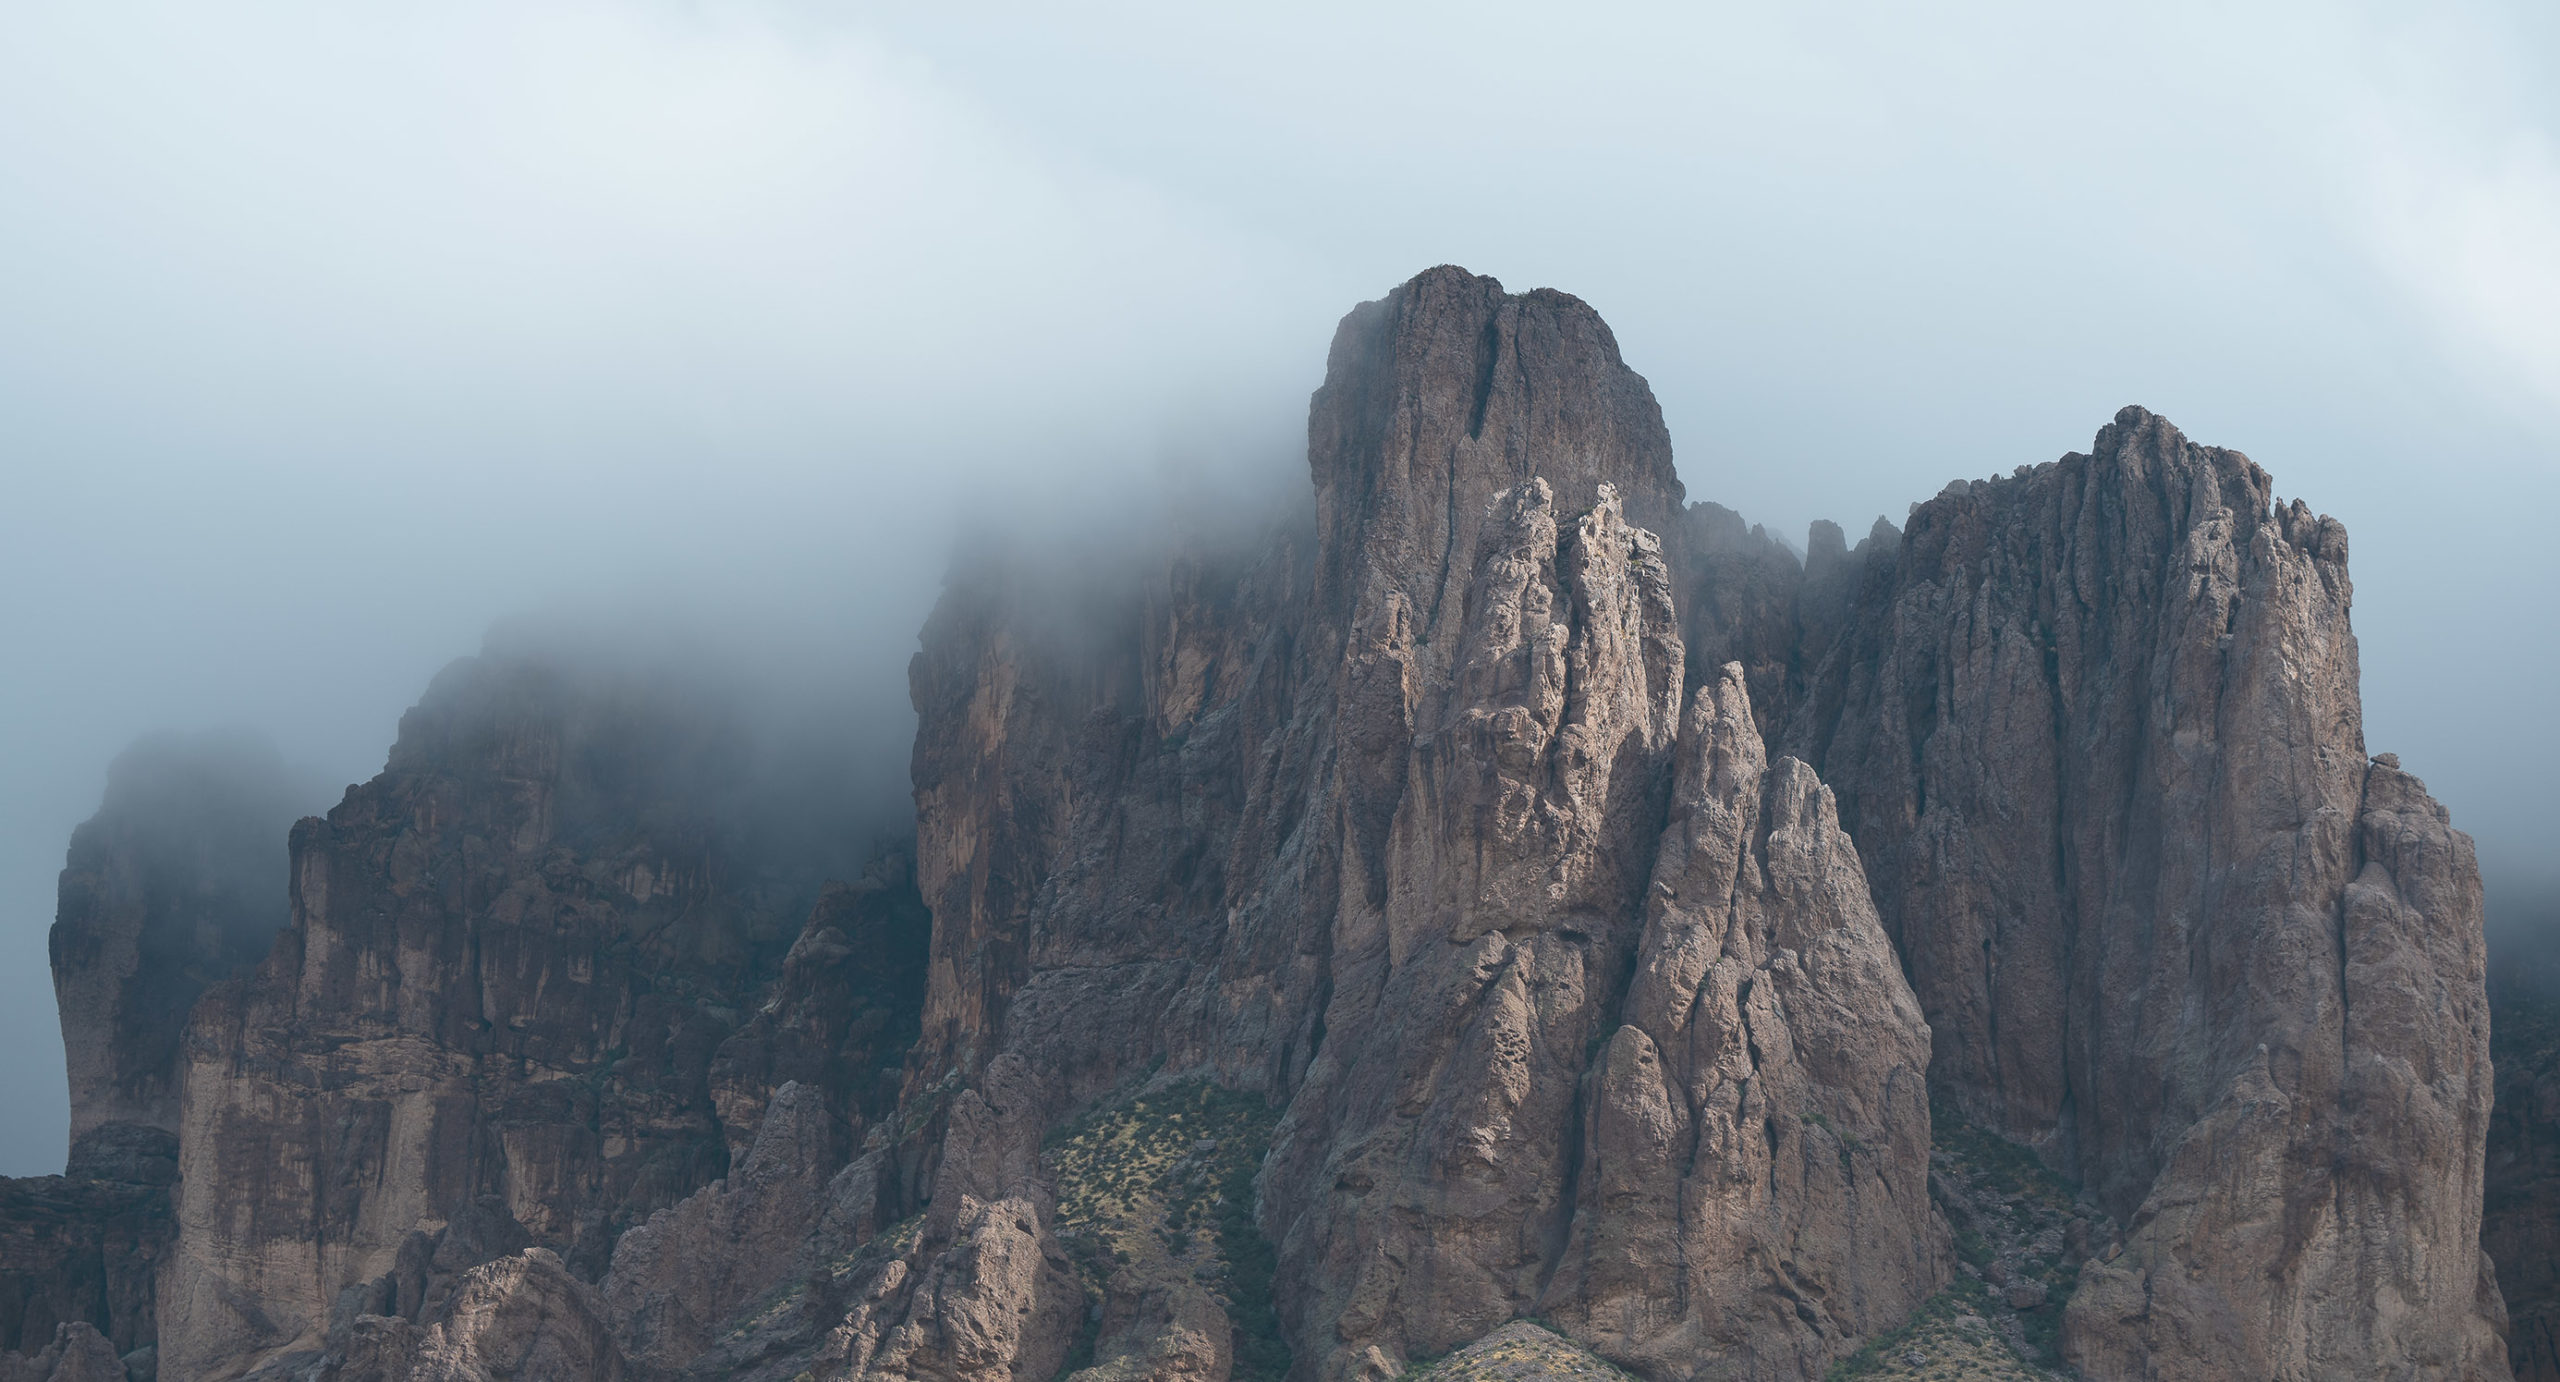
[1,266,2522,1381]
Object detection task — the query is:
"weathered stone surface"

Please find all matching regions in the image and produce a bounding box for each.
[589,853,929,1373]
[707,854,930,1163]
[333,1249,636,1382]
[1791,412,2507,1378]
[601,1081,844,1369]
[0,1322,126,1382]
[49,732,313,1163]
[1538,666,1939,1378]
[0,1170,168,1369]
[799,267,1939,1382]
[1407,1319,1631,1379]
[161,651,861,1380]
[749,274,2502,1382]
[1673,504,1804,740]
[0,736,293,1378]
[1267,476,1694,1373]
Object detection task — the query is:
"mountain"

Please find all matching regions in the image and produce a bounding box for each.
[0,267,2517,1381]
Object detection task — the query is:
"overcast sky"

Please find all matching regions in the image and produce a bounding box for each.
[1,0,2553,1175]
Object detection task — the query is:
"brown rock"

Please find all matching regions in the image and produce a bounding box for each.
[0,736,295,1378]
[706,856,930,1164]
[161,652,852,1379]
[0,1172,167,1368]
[1537,664,1940,1376]
[17,267,2508,1382]
[1792,410,2507,1378]
[337,1249,636,1382]
[825,267,1938,1382]
[0,1323,125,1382]
[49,732,311,1165]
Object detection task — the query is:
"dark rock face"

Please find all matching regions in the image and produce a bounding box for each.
[706,855,932,1165]
[3,733,310,1380]
[159,654,923,1380]
[49,731,312,1164]
[0,1321,127,1382]
[2490,989,2560,1381]
[1788,416,2506,1378]
[0,1169,168,1366]
[14,266,2510,1382]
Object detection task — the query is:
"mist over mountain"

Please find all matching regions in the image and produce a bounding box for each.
[6,2,2556,1182]
[2,263,2531,1382]
[1,5,2555,1381]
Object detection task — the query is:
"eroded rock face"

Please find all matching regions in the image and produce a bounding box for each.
[159,653,876,1380]
[2,733,308,1380]
[336,1249,636,1382]
[50,732,312,1165]
[1539,666,1939,1378]
[784,267,1942,1382]
[1791,414,2507,1378]
[0,1322,126,1382]
[0,1170,168,1368]
[601,1081,848,1369]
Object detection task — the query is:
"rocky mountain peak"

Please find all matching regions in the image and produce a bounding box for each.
[3,266,2522,1382]
[1307,268,1686,670]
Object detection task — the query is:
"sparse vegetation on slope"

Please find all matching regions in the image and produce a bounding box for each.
[1403,1321,1635,1380]
[1044,1079,1290,1381]
[1828,1102,2097,1381]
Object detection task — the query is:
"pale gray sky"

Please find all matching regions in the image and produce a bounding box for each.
[2,0,2553,1174]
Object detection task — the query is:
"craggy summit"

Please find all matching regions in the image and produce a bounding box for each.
[0,268,2512,1382]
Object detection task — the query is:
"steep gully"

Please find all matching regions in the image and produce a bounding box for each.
[0,266,2528,1381]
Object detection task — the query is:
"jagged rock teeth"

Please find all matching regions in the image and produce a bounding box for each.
[874,268,1941,1382]
[1538,663,1940,1379]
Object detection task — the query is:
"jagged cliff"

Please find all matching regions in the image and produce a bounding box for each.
[157,652,927,1381]
[1785,418,2506,1377]
[8,266,2517,1382]
[50,733,313,1170]
[3,734,313,1382]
